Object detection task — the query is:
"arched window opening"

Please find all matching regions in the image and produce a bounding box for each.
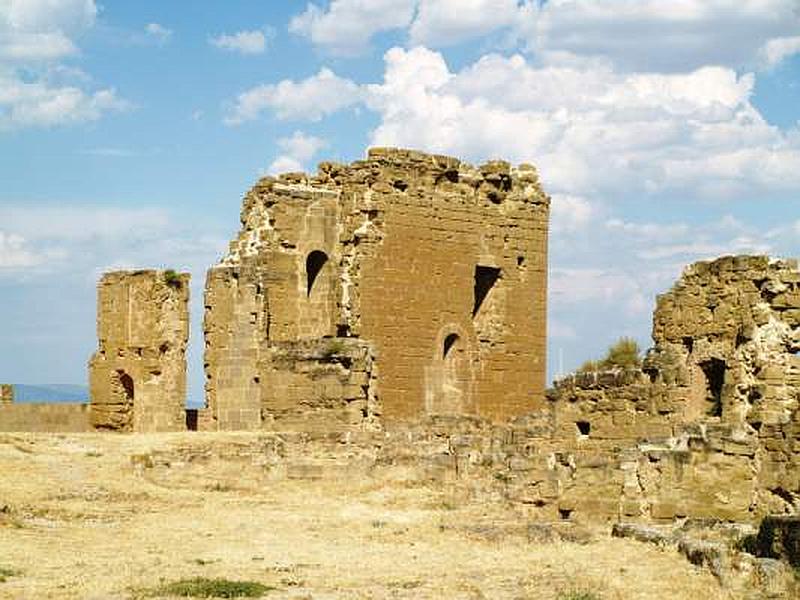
[117,370,134,401]
[306,250,329,297]
[443,333,460,359]
[473,265,501,317]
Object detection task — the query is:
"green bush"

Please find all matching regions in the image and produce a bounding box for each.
[557,590,601,600]
[321,339,346,358]
[147,577,273,598]
[0,566,19,583]
[163,269,183,289]
[577,337,641,373]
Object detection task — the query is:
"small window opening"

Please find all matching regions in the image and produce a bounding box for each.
[558,508,573,521]
[185,409,198,431]
[699,358,726,417]
[576,421,591,437]
[682,336,694,354]
[306,250,329,297]
[443,333,459,359]
[516,256,525,267]
[117,371,134,400]
[473,266,501,317]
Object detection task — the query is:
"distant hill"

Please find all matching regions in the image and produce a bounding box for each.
[11,384,89,404]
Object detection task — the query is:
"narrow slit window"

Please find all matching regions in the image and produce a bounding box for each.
[699,358,726,417]
[306,250,329,297]
[443,333,459,359]
[473,266,501,317]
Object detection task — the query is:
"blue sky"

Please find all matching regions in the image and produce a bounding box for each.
[1,0,799,403]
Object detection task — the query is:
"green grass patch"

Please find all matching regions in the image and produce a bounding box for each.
[163,269,183,290]
[147,577,274,598]
[0,566,20,583]
[558,590,601,600]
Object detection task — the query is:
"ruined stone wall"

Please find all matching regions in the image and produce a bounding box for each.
[0,403,90,432]
[88,270,190,432]
[652,255,800,428]
[546,255,800,521]
[204,148,549,430]
[260,338,380,433]
[0,384,12,405]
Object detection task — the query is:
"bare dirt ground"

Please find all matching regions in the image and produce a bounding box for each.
[0,433,740,599]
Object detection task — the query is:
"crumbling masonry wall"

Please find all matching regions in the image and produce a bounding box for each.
[203,148,549,430]
[88,270,190,432]
[545,256,800,522]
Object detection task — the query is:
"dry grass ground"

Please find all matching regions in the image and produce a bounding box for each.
[0,433,738,599]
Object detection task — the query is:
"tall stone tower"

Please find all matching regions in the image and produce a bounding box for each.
[88,270,190,432]
[203,148,549,430]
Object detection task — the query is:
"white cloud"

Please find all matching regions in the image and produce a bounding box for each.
[550,267,649,315]
[277,131,327,162]
[1,0,97,34]
[518,0,800,72]
[0,232,46,268]
[225,68,362,124]
[0,72,128,129]
[144,23,172,44]
[289,0,416,55]
[0,0,127,130]
[605,219,690,241]
[409,0,523,46]
[0,205,171,242]
[551,194,594,233]
[210,29,270,55]
[362,48,800,199]
[0,0,96,61]
[759,35,800,69]
[266,156,304,175]
[267,131,327,175]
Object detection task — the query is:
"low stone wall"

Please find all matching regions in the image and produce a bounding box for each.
[0,384,12,405]
[0,403,91,432]
[260,337,381,433]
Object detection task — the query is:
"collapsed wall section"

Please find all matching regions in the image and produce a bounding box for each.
[547,255,800,521]
[204,148,549,430]
[88,270,190,432]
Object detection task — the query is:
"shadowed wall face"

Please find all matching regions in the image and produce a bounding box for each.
[88,270,190,432]
[204,148,550,429]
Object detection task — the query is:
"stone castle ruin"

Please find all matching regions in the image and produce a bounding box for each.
[88,270,190,432]
[1,149,798,545]
[202,148,549,431]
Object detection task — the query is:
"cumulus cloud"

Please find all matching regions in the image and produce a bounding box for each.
[266,131,327,175]
[0,0,96,61]
[0,0,128,130]
[0,73,128,129]
[409,0,523,46]
[517,0,800,73]
[210,28,271,54]
[225,68,362,124]
[759,35,800,69]
[288,0,800,73]
[364,48,800,198]
[289,0,416,55]
[0,232,47,268]
[551,194,594,233]
[144,23,172,44]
